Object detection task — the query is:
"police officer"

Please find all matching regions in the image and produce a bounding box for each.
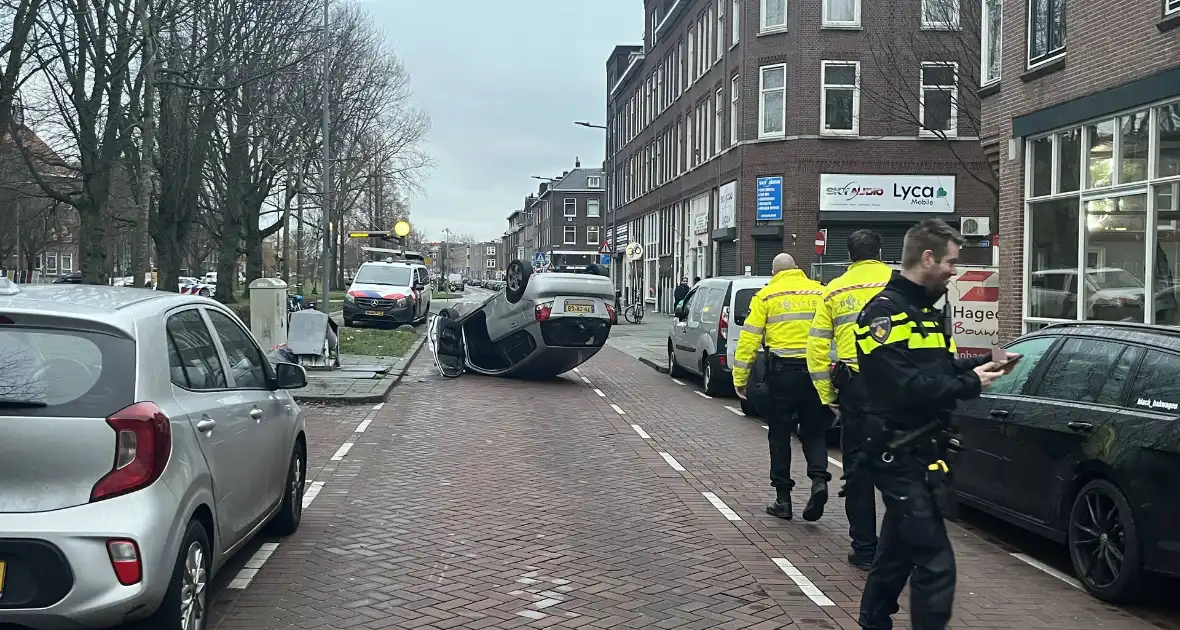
[806,229,892,571]
[855,219,1007,630]
[734,253,832,522]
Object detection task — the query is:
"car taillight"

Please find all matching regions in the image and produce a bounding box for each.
[107,539,143,585]
[606,303,616,323]
[719,306,730,340]
[91,402,172,503]
[535,302,553,322]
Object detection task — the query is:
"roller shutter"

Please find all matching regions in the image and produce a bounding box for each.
[753,239,780,275]
[821,223,909,264]
[717,241,738,276]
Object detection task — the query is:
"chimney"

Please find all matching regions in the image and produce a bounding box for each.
[538,183,548,195]
[562,171,569,178]
[575,157,581,168]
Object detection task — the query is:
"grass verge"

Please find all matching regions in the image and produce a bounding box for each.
[339,328,419,357]
[434,292,463,299]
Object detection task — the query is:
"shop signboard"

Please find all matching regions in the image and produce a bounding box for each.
[820,173,956,213]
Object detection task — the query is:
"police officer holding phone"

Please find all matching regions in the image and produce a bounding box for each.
[854,219,1010,630]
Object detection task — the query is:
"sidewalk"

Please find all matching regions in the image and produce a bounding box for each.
[606,309,673,372]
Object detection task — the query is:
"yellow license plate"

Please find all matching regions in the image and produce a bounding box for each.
[565,302,593,314]
[0,559,6,599]
[365,310,384,316]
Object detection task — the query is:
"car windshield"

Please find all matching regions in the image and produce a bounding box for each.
[0,325,135,417]
[1089,269,1142,290]
[354,265,413,286]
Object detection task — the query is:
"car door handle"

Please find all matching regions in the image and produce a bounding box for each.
[196,418,216,433]
[1067,421,1094,432]
[249,408,264,420]
[988,409,1009,419]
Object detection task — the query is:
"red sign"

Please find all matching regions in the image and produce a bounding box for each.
[815,229,828,256]
[599,241,611,254]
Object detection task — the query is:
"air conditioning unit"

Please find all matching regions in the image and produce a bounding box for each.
[960,216,991,237]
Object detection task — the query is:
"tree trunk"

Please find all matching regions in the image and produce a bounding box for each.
[131,0,157,288]
[78,209,110,285]
[243,217,262,297]
[215,237,238,303]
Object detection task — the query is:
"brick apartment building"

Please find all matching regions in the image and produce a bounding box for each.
[475,241,501,280]
[604,0,995,312]
[982,0,1180,340]
[502,161,606,272]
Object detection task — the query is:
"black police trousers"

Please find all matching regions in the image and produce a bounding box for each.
[838,378,877,561]
[858,455,956,630]
[766,359,832,490]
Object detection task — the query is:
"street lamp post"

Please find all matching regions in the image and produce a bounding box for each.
[573,121,609,278]
[320,0,332,312]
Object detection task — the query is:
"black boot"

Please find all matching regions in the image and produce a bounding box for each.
[802,479,828,522]
[847,551,873,571]
[765,489,792,520]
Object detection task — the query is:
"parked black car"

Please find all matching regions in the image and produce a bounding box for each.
[951,321,1180,603]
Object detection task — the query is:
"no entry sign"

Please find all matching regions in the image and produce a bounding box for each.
[815,229,828,256]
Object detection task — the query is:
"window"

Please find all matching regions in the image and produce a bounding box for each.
[485,258,496,269]
[207,310,269,389]
[715,88,724,149]
[46,253,57,272]
[651,9,659,44]
[587,175,601,188]
[687,27,695,84]
[1033,338,1141,406]
[563,226,577,244]
[821,61,859,135]
[922,0,959,28]
[823,0,859,27]
[981,0,1002,84]
[986,336,1058,395]
[717,0,725,58]
[587,199,601,217]
[485,246,496,256]
[730,75,740,144]
[1169,0,1180,15]
[1129,351,1180,412]
[167,310,227,390]
[587,225,601,245]
[564,198,576,217]
[758,64,786,137]
[732,0,741,43]
[60,253,73,272]
[919,62,958,137]
[761,0,787,31]
[1028,0,1066,66]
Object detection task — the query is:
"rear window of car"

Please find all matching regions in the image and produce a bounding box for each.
[0,326,136,418]
[733,288,760,322]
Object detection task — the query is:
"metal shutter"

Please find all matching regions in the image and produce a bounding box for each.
[717,241,738,276]
[753,239,779,275]
[821,224,908,264]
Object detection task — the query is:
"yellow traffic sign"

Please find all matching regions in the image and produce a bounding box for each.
[394,220,411,238]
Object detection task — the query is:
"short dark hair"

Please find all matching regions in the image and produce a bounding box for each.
[847,229,882,262]
[901,219,965,268]
[693,276,701,283]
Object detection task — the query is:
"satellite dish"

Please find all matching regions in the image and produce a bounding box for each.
[625,242,644,261]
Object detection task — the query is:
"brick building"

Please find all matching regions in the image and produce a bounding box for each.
[981,0,1180,340]
[604,0,995,312]
[502,161,606,272]
[475,241,501,280]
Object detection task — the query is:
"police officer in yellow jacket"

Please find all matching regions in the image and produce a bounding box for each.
[806,229,893,570]
[734,253,832,521]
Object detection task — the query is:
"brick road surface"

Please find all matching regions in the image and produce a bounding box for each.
[210,347,1174,630]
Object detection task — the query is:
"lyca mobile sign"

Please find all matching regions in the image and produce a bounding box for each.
[819,173,955,212]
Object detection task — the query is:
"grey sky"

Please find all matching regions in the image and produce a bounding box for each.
[363,0,639,243]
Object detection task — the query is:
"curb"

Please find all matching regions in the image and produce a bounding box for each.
[637,356,669,374]
[294,334,427,404]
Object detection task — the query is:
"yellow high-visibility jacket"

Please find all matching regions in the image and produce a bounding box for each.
[732,269,824,387]
[806,259,894,404]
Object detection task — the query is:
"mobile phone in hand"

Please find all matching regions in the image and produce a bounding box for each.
[993,353,1023,372]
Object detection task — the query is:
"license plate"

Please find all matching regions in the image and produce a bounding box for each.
[0,559,6,600]
[565,300,593,314]
[364,310,384,316]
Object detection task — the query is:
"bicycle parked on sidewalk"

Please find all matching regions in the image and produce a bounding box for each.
[624,288,645,324]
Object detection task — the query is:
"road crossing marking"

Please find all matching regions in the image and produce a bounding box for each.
[227,543,280,589]
[630,424,652,439]
[771,557,835,606]
[659,452,685,471]
[702,492,742,521]
[330,442,353,461]
[609,403,627,415]
[1011,553,1082,589]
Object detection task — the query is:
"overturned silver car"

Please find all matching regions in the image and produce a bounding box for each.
[429,261,615,378]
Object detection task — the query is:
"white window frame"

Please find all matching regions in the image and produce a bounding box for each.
[981,0,1003,85]
[587,225,601,245]
[485,246,496,256]
[1026,0,1066,67]
[822,0,861,28]
[485,258,496,269]
[730,75,740,143]
[563,198,577,217]
[60,253,73,272]
[919,61,959,138]
[760,0,788,32]
[921,0,960,29]
[587,198,601,218]
[732,0,741,45]
[587,175,602,188]
[563,226,577,245]
[820,61,860,136]
[1169,0,1180,15]
[758,63,787,138]
[717,0,726,59]
[715,88,725,149]
[651,9,659,44]
[687,27,695,84]
[46,253,57,272]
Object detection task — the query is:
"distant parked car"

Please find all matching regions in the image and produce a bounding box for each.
[0,278,309,630]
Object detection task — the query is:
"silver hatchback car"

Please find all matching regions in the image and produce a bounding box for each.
[0,279,309,630]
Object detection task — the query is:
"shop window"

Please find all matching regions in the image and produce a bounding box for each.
[1086,120,1114,188]
[1057,128,1081,193]
[1084,194,1147,323]
[1029,136,1052,197]
[1120,112,1150,184]
[1028,198,1079,319]
[1157,103,1180,179]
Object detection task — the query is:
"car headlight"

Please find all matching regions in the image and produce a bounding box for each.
[394,297,408,307]
[344,293,355,304]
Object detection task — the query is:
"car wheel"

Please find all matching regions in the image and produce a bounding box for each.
[132,520,210,630]
[1068,478,1142,603]
[268,442,306,536]
[668,345,686,377]
[504,260,532,304]
[438,307,459,320]
[344,317,354,327]
[198,288,210,297]
[702,357,726,396]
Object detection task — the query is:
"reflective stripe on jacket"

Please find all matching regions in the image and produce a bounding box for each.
[732,268,824,387]
[806,260,894,405]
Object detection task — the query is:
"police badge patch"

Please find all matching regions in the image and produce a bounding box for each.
[869,316,892,343]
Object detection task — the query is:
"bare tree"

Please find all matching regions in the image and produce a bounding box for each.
[0,0,45,134]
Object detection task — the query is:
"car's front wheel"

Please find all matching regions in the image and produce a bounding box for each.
[132,520,210,630]
[1068,478,1142,603]
[268,442,306,536]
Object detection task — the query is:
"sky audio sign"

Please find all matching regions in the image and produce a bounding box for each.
[819,174,956,213]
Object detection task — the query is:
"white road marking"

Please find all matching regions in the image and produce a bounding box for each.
[828,456,843,468]
[724,405,745,416]
[671,378,685,386]
[581,376,592,385]
[659,452,686,471]
[761,425,769,430]
[694,391,712,399]
[630,424,652,439]
[301,481,325,508]
[354,419,372,433]
[371,402,384,410]
[772,557,835,606]
[609,403,627,415]
[330,442,353,461]
[572,367,580,373]
[517,610,547,620]
[227,542,280,589]
[1011,553,1082,589]
[702,491,742,521]
[593,388,606,397]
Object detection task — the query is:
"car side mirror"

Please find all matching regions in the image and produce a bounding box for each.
[674,304,688,320]
[274,361,308,390]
